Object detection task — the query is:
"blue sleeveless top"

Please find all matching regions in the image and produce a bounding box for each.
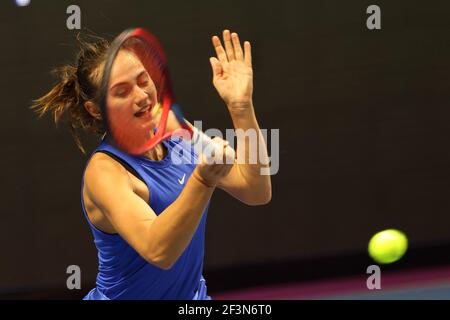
[81,137,211,300]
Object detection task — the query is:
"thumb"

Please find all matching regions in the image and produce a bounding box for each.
[209,57,222,78]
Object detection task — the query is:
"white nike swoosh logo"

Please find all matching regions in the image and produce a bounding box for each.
[178,174,186,185]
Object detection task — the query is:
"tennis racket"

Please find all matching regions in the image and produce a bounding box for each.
[98,27,227,162]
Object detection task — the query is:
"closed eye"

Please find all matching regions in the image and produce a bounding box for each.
[138,73,150,88]
[113,85,130,97]
[138,80,149,87]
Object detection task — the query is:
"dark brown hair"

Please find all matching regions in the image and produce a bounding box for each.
[31,34,110,154]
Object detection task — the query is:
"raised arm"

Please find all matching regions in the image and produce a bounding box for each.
[209,30,272,205]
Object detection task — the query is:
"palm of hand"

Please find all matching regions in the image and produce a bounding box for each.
[210,30,254,108]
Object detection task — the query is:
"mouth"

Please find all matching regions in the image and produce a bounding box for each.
[134,104,153,119]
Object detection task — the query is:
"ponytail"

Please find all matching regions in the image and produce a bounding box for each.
[31,35,109,154]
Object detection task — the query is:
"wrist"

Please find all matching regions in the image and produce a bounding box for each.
[227,102,255,117]
[192,169,217,189]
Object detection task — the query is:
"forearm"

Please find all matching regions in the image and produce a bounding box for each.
[147,172,214,268]
[229,103,271,196]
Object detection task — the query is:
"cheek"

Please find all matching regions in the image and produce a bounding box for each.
[107,96,134,112]
[147,82,158,100]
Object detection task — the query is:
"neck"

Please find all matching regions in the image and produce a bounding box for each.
[143,142,167,161]
[105,135,167,161]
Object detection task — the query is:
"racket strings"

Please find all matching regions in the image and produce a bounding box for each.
[103,28,192,155]
[123,37,171,104]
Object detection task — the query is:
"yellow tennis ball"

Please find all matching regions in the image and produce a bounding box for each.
[368,229,408,264]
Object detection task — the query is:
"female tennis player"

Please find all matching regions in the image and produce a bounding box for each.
[32,29,271,300]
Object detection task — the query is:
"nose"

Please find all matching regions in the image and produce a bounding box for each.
[135,85,150,108]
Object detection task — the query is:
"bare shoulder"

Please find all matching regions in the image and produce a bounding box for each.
[85,151,138,189]
[82,153,159,260]
[85,152,128,179]
[83,152,134,208]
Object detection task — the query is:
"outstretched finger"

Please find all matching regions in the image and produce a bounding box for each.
[212,35,228,64]
[231,33,244,61]
[222,30,235,61]
[244,41,252,68]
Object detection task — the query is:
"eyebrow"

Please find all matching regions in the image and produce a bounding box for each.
[109,69,148,91]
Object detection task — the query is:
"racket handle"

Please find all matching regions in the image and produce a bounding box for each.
[190,127,234,164]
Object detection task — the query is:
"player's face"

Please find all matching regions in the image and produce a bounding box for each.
[107,50,158,129]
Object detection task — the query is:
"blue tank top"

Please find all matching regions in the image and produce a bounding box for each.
[81,137,211,300]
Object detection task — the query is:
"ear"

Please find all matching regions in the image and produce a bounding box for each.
[84,101,102,120]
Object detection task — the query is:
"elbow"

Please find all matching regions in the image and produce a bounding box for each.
[258,183,272,205]
[246,188,272,206]
[255,192,272,206]
[262,191,272,205]
[156,260,175,271]
[146,254,175,270]
[145,248,176,270]
[254,180,272,205]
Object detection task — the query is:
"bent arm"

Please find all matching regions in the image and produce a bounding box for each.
[217,105,272,205]
[84,154,214,270]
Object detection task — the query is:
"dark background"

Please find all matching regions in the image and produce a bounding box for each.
[1,0,450,298]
